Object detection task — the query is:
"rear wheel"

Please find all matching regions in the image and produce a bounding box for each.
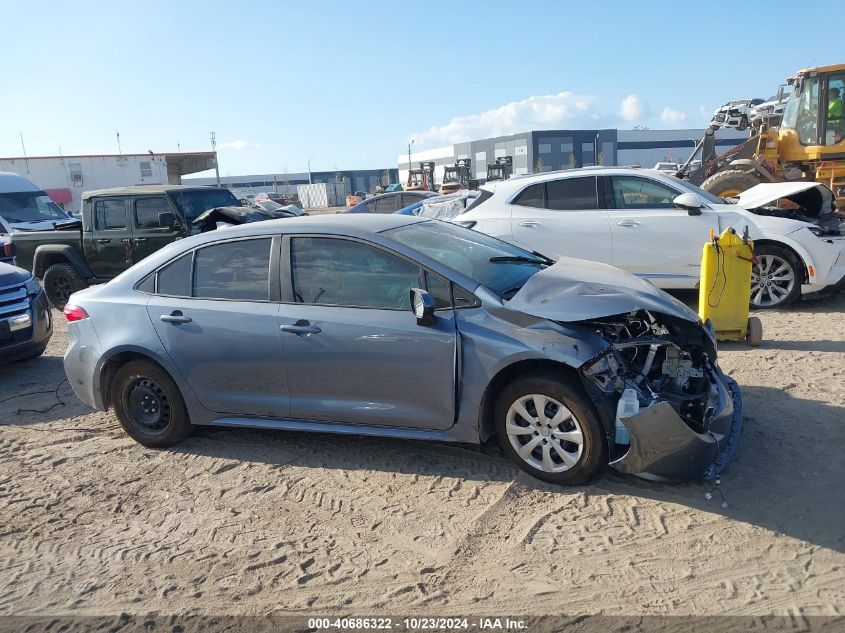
[751,244,802,309]
[112,360,193,448]
[701,169,762,199]
[495,373,606,485]
[42,263,88,310]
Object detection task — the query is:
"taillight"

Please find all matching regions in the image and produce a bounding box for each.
[63,304,89,322]
[2,243,14,257]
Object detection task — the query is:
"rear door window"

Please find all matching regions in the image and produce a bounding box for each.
[373,196,398,213]
[156,252,193,296]
[546,177,598,210]
[193,238,272,301]
[512,183,545,208]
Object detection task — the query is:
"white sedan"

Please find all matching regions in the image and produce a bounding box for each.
[454,168,845,308]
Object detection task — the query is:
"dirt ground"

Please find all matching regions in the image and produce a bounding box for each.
[1,292,843,618]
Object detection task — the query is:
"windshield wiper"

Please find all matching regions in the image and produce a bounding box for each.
[489,255,548,265]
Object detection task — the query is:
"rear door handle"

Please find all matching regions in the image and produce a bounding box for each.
[281,321,321,335]
[616,220,641,227]
[160,311,192,324]
[519,221,540,228]
[134,238,147,244]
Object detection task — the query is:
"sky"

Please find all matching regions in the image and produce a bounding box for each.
[1,0,842,178]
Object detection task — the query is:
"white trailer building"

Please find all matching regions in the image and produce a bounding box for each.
[0,151,218,213]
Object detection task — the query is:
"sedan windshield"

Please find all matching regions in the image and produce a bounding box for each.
[167,189,242,224]
[0,192,70,223]
[384,221,552,299]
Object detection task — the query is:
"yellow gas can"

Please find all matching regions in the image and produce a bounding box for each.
[698,227,763,345]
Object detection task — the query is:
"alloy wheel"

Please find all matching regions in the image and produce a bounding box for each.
[51,276,71,303]
[506,394,584,473]
[751,254,795,307]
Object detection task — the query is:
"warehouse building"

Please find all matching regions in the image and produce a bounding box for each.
[398,128,748,186]
[185,168,399,197]
[0,151,218,213]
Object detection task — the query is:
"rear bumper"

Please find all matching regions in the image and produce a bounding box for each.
[0,290,53,362]
[609,371,742,481]
[63,318,104,409]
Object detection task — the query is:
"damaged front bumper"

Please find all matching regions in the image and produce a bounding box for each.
[609,370,742,482]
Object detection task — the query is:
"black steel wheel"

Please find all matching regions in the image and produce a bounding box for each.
[112,360,192,447]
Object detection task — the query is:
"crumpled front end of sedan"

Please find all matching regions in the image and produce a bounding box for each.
[506,256,743,482]
[575,310,742,481]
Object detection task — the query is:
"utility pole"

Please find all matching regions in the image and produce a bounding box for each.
[19,132,29,173]
[307,156,314,184]
[116,130,122,156]
[210,132,220,186]
[407,139,414,181]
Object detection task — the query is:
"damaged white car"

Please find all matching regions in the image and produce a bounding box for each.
[454,168,845,308]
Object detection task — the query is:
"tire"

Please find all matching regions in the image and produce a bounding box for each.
[750,244,803,309]
[746,316,763,346]
[42,263,88,310]
[494,373,607,485]
[701,169,762,199]
[738,115,749,131]
[111,360,193,448]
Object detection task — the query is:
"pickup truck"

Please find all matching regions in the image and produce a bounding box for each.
[11,184,242,308]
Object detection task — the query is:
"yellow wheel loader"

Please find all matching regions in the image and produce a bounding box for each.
[679,63,845,209]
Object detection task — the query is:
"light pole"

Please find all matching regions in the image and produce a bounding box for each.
[307,156,314,184]
[407,139,414,183]
[211,131,220,186]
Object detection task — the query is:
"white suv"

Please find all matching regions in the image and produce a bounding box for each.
[453,167,845,308]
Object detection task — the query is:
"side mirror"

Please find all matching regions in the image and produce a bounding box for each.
[673,192,704,216]
[158,212,177,228]
[410,288,436,326]
[776,85,785,103]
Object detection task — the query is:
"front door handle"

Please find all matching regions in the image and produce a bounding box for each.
[281,320,321,335]
[616,220,641,227]
[95,238,111,245]
[519,221,540,228]
[160,311,192,324]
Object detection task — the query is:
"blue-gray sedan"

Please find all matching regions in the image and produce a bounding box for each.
[63,215,741,484]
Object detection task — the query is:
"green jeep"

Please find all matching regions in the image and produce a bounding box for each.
[11,185,241,308]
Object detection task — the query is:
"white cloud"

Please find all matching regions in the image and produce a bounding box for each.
[219,139,258,151]
[620,95,649,122]
[659,107,688,126]
[411,92,605,146]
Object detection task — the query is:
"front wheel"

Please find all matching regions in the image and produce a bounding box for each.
[751,245,802,309]
[112,360,193,448]
[495,374,607,485]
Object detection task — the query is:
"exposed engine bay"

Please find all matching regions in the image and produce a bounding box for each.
[750,205,843,236]
[736,181,844,236]
[576,310,720,438]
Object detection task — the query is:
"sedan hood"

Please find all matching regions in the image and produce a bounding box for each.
[0,261,31,287]
[737,182,836,217]
[506,257,700,323]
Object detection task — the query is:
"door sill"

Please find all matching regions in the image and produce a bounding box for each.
[204,416,457,442]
